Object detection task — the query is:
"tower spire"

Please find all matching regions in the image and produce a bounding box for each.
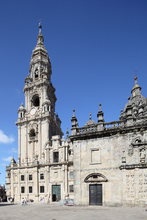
[28,23,52,82]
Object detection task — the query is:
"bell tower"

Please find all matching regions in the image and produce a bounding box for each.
[17,24,62,165]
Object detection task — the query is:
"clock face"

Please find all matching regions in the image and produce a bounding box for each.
[30,108,36,116]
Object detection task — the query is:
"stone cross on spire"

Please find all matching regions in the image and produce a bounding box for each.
[37,22,44,45]
[89,113,92,120]
[131,75,141,97]
[38,22,42,35]
[134,76,138,85]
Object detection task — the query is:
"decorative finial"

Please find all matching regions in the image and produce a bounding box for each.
[66,128,69,138]
[134,76,138,85]
[38,22,42,34]
[89,113,92,120]
[98,104,102,112]
[72,109,76,117]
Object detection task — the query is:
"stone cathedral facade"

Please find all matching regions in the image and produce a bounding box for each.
[6,25,147,206]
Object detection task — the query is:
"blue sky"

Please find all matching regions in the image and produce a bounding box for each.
[0,0,147,184]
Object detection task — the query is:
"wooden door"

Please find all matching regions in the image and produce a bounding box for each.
[89,184,102,205]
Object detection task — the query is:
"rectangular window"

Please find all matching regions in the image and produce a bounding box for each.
[21,175,25,181]
[29,175,32,181]
[40,173,44,180]
[29,186,33,193]
[53,152,59,163]
[21,186,25,193]
[69,185,74,193]
[69,171,74,179]
[40,186,45,193]
[91,149,101,164]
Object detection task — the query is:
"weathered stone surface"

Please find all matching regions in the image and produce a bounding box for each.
[6,26,147,207]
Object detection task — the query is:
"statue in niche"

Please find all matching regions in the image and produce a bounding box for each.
[33,154,38,162]
[42,152,45,159]
[122,150,126,163]
[34,68,39,79]
[128,145,133,156]
[140,148,146,163]
[40,66,44,73]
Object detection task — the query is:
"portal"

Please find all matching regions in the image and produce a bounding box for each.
[89,184,102,205]
[52,185,61,202]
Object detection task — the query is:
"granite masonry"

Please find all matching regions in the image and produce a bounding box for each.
[6,25,147,206]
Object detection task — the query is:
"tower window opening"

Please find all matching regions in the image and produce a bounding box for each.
[53,152,59,163]
[21,186,25,193]
[32,95,40,107]
[40,173,44,180]
[29,129,36,138]
[21,175,25,181]
[34,68,39,79]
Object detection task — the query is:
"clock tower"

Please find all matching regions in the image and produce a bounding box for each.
[17,23,62,165]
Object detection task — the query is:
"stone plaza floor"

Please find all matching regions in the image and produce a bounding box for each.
[0,203,147,220]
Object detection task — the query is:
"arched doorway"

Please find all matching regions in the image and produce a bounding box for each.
[84,173,108,206]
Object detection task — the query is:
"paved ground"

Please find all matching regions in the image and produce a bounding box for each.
[0,203,147,220]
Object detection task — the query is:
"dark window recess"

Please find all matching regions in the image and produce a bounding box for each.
[29,129,36,138]
[69,185,74,193]
[53,152,59,163]
[34,69,38,79]
[40,173,44,180]
[29,175,32,180]
[21,175,25,181]
[32,95,40,107]
[21,186,25,193]
[29,186,33,193]
[68,149,71,155]
[93,175,98,179]
[40,186,44,193]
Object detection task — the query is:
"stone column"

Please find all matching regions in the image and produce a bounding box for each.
[39,120,42,160]
[34,166,39,202]
[10,169,14,199]
[25,125,28,164]
[18,126,21,164]
[18,169,21,202]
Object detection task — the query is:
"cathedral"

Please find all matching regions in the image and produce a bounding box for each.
[6,25,147,206]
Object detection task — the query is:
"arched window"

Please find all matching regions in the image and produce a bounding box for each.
[34,68,39,79]
[32,95,40,107]
[29,129,36,138]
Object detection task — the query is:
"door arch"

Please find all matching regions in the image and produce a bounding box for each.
[84,173,108,205]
